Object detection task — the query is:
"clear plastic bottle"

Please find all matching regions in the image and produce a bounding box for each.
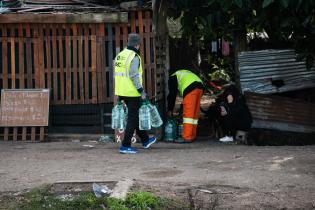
[150,104,163,128]
[111,101,127,129]
[163,118,177,142]
[139,100,151,130]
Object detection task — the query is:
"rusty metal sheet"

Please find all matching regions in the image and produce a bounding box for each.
[245,92,315,133]
[239,49,315,94]
[0,89,50,127]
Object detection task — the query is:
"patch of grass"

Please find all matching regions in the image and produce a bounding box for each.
[11,187,187,210]
[125,191,160,209]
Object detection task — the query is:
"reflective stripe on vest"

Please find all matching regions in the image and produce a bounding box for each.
[172,70,202,96]
[183,118,198,125]
[114,48,143,96]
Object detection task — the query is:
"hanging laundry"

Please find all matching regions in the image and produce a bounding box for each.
[211,41,217,53]
[222,39,230,56]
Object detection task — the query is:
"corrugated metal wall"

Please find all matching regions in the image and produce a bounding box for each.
[245,92,315,133]
[239,49,315,94]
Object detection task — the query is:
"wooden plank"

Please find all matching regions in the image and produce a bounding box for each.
[130,12,136,32]
[31,127,35,141]
[22,127,27,141]
[52,24,58,103]
[96,23,105,103]
[25,24,32,88]
[0,13,128,23]
[33,24,40,88]
[137,11,145,79]
[65,25,71,104]
[18,23,25,88]
[39,127,45,141]
[84,24,89,103]
[72,23,78,103]
[38,24,45,88]
[2,25,8,89]
[122,24,128,49]
[91,24,97,103]
[13,127,17,141]
[78,25,84,104]
[10,37,15,88]
[145,11,151,95]
[1,89,50,127]
[46,24,52,91]
[4,128,9,141]
[107,24,114,101]
[115,24,120,55]
[58,24,65,103]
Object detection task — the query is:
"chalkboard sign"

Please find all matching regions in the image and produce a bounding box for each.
[0,89,50,127]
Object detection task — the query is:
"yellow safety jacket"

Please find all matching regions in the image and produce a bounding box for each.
[172,70,202,96]
[114,48,143,96]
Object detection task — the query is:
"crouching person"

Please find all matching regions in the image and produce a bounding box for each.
[167,69,204,142]
[218,85,252,142]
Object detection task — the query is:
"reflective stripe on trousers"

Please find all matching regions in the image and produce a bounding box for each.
[183,118,198,125]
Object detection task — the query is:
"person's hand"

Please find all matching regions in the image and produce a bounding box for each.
[141,91,147,100]
[220,106,227,116]
[167,111,172,117]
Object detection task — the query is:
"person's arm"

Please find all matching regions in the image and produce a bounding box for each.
[167,76,178,112]
[129,56,143,93]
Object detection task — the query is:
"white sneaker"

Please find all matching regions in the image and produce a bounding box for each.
[219,136,234,142]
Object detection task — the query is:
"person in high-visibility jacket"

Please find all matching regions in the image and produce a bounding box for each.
[114,33,156,154]
[167,69,204,142]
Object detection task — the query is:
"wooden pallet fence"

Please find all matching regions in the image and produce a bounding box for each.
[0,10,161,105]
[0,126,47,141]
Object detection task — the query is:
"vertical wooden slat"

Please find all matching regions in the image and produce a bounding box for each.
[33,24,40,88]
[31,127,36,141]
[97,23,105,103]
[59,24,65,103]
[25,24,32,88]
[18,23,25,88]
[130,12,136,32]
[138,11,145,62]
[2,25,8,89]
[22,127,27,141]
[52,24,58,103]
[84,24,89,103]
[46,24,51,91]
[39,24,45,88]
[13,127,18,141]
[4,128,9,141]
[65,25,71,104]
[78,25,84,104]
[145,11,152,97]
[39,127,45,141]
[91,24,97,103]
[122,24,128,47]
[11,36,16,88]
[72,23,78,103]
[107,24,114,101]
[114,25,120,55]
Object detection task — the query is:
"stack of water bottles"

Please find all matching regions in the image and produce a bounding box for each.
[139,100,163,130]
[112,100,163,131]
[111,101,128,129]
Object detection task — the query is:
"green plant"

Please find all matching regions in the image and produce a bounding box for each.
[169,0,315,69]
[125,191,161,209]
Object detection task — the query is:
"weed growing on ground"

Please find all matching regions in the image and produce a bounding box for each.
[10,186,187,210]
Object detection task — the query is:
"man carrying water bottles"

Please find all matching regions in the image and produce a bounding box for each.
[114,33,156,154]
[167,69,204,142]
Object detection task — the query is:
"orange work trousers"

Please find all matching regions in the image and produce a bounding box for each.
[182,88,203,142]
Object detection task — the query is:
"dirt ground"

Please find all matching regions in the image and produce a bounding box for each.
[0,140,314,209]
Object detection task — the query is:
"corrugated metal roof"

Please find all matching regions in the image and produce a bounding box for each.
[239,49,315,94]
[245,92,315,133]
